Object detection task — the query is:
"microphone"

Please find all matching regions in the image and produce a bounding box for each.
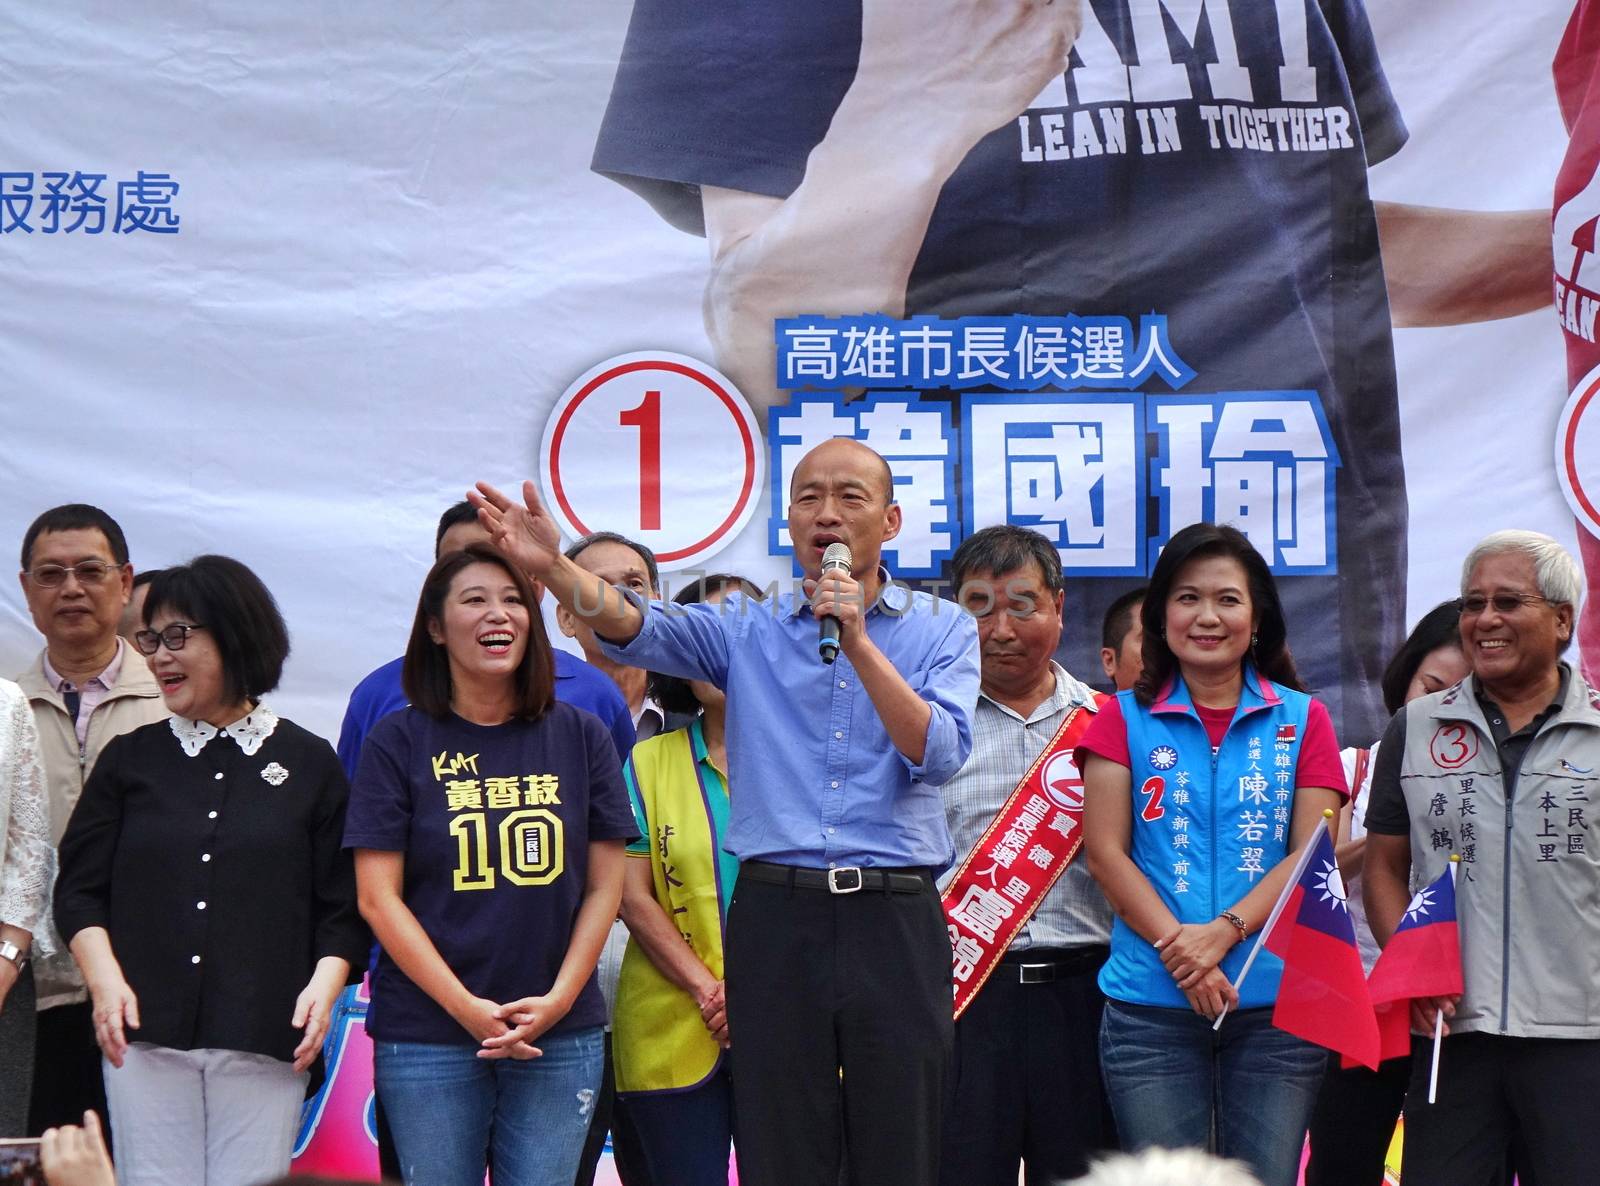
[817,542,852,665]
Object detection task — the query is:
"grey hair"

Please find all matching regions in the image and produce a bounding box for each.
[1063,1149,1263,1186]
[951,524,1065,595]
[1460,530,1584,607]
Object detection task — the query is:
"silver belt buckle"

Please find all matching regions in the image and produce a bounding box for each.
[1018,963,1055,984]
[827,866,864,894]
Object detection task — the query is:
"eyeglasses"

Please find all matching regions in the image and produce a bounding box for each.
[1458,593,1554,616]
[26,561,115,588]
[133,623,207,655]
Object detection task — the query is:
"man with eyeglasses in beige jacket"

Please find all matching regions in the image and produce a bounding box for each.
[14,504,167,1143]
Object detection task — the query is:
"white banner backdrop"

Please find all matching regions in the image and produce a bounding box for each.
[0,0,1581,743]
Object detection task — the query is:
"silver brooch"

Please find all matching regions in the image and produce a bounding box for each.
[260,762,289,786]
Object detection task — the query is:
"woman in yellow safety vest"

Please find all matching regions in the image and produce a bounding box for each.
[613,574,759,1186]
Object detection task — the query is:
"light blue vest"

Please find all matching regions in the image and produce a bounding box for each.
[1099,668,1311,1009]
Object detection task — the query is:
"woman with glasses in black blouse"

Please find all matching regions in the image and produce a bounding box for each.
[54,555,367,1186]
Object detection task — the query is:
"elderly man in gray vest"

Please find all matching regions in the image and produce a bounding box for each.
[1365,529,1600,1186]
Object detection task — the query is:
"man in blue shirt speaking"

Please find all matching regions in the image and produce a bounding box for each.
[472,438,981,1186]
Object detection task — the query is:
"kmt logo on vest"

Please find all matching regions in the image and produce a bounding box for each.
[1041,753,1085,812]
[1429,723,1479,770]
[1149,745,1179,770]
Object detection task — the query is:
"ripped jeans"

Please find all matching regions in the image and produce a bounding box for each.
[375,1027,604,1186]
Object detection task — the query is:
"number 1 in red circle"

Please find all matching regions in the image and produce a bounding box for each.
[619,390,662,530]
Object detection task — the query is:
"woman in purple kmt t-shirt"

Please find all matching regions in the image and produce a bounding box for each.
[344,544,636,1186]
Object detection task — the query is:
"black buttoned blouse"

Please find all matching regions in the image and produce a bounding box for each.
[54,711,368,1061]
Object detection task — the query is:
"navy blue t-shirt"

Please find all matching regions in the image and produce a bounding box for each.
[344,704,638,1044]
[593,0,1408,742]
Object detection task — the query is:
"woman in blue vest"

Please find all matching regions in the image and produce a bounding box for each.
[1079,523,1346,1186]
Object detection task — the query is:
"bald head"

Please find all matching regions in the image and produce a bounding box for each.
[785,438,902,580]
[789,438,895,504]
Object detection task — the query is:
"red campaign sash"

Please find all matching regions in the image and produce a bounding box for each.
[941,697,1103,1020]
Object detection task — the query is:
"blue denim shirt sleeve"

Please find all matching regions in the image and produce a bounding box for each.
[901,606,980,787]
[597,589,735,687]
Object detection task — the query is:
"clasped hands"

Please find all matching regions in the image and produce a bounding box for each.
[696,979,730,1049]
[460,992,571,1060]
[1155,919,1243,1021]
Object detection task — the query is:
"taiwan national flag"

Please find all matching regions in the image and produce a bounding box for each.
[1366,864,1463,1062]
[1262,827,1381,1069]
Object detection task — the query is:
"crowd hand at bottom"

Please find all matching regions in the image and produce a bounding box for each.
[40,1111,115,1186]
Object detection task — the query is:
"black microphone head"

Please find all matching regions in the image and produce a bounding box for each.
[821,542,853,573]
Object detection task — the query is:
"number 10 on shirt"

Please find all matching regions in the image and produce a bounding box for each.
[448,809,564,891]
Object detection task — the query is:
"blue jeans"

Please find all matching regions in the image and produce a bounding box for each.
[374,1027,604,1186]
[1099,1002,1324,1186]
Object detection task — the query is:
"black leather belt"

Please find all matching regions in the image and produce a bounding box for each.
[741,859,931,895]
[999,945,1110,984]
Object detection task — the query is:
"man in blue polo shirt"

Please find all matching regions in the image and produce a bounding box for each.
[470,438,981,1186]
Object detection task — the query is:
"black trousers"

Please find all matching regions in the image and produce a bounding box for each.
[28,1001,110,1151]
[1303,1051,1409,1186]
[725,870,952,1186]
[574,1030,650,1186]
[0,965,36,1137]
[1401,1031,1598,1186]
[938,947,1116,1186]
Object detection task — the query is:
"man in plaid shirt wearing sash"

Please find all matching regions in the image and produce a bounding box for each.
[940,525,1118,1186]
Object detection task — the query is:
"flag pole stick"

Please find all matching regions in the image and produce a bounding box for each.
[1426,855,1461,1104]
[1427,1010,1444,1103]
[1212,809,1333,1031]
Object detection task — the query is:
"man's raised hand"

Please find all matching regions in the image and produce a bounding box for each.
[469,480,562,577]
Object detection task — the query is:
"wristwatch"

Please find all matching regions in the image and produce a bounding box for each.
[0,939,26,970]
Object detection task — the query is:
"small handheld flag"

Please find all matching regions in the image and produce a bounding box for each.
[1214,811,1332,1031]
[1367,856,1463,1098]
[1258,821,1381,1068]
